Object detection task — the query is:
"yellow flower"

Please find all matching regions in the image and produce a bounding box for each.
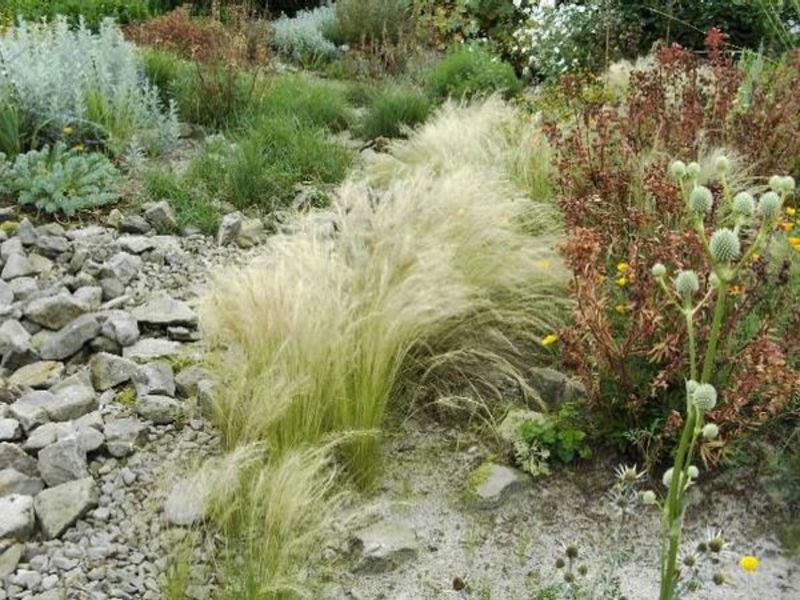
[615,276,628,287]
[614,304,627,315]
[750,253,760,262]
[787,207,797,217]
[63,126,74,135]
[789,236,800,251]
[541,334,559,347]
[739,555,760,573]
[779,222,795,232]
[536,259,551,269]
[728,285,744,297]
[616,262,630,273]
[73,144,85,153]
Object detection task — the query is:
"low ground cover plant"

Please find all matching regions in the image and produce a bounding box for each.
[426,44,521,101]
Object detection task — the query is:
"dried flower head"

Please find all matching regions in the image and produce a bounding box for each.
[710,228,741,262]
[615,464,645,485]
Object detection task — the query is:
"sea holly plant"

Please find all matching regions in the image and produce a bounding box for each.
[649,158,796,599]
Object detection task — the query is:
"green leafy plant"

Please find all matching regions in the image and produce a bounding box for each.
[358,84,431,139]
[426,44,521,101]
[1,142,121,216]
[141,167,220,235]
[0,0,152,29]
[335,0,413,46]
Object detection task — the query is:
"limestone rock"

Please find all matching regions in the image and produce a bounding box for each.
[175,366,213,399]
[0,418,22,441]
[136,395,180,425]
[37,438,89,487]
[236,218,265,248]
[49,372,98,421]
[132,293,197,327]
[143,201,178,232]
[7,391,53,431]
[0,319,37,369]
[89,352,138,391]
[0,442,38,477]
[133,361,175,397]
[24,293,87,330]
[31,314,100,360]
[216,212,243,246]
[123,338,181,362]
[350,522,419,573]
[164,473,212,526]
[0,543,23,579]
[100,310,139,347]
[119,214,151,234]
[469,463,526,509]
[100,252,141,286]
[118,235,156,255]
[0,279,13,306]
[528,367,585,408]
[104,418,146,458]
[0,468,44,497]
[8,361,64,389]
[72,286,103,310]
[1,253,36,280]
[34,477,98,539]
[0,494,35,541]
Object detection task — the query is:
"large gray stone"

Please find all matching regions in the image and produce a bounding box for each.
[118,235,156,255]
[175,366,213,399]
[8,361,64,389]
[1,253,36,280]
[103,418,145,458]
[216,212,243,246]
[100,310,139,347]
[0,468,44,497]
[23,422,104,454]
[0,443,37,477]
[143,201,178,231]
[164,473,211,526]
[133,361,175,397]
[469,463,526,509]
[89,353,138,391]
[33,235,69,258]
[350,522,419,573]
[0,418,22,441]
[24,293,87,330]
[0,319,37,369]
[100,252,141,285]
[0,494,35,541]
[38,438,89,487]
[0,279,13,306]
[528,367,586,408]
[236,218,265,248]
[72,286,103,310]
[123,338,181,362]
[132,293,197,327]
[34,477,98,539]
[48,373,98,421]
[7,391,53,431]
[31,314,100,360]
[136,395,179,424]
[0,543,24,579]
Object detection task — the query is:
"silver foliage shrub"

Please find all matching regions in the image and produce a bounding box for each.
[0,17,178,155]
[271,3,340,64]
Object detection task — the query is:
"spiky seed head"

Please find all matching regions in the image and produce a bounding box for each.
[773,175,796,194]
[651,262,666,278]
[690,186,714,213]
[710,228,741,262]
[702,423,720,440]
[564,572,575,583]
[577,565,588,576]
[769,175,783,192]
[781,175,796,193]
[686,379,699,396]
[683,554,697,567]
[709,272,721,288]
[693,383,718,411]
[662,467,674,488]
[715,155,730,174]
[713,573,726,586]
[675,270,700,298]
[669,160,687,179]
[758,191,783,220]
[687,162,701,178]
[565,544,579,559]
[687,465,699,479]
[641,490,657,505]
[733,192,755,216]
[555,558,565,569]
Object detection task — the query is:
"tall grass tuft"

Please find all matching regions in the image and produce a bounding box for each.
[200,98,568,486]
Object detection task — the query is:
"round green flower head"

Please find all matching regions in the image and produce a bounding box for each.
[662,467,674,488]
[651,262,666,278]
[641,490,657,505]
[687,465,699,479]
[693,383,718,411]
[686,162,701,178]
[669,160,687,180]
[733,192,755,216]
[779,175,796,194]
[758,191,783,221]
[709,272,721,288]
[702,423,719,440]
[675,270,700,298]
[690,186,713,214]
[769,175,783,192]
[714,155,730,174]
[710,228,741,262]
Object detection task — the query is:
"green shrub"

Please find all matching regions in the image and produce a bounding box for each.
[258,75,354,132]
[335,0,413,46]
[358,84,431,139]
[0,0,152,29]
[141,48,186,107]
[187,117,353,212]
[427,45,522,101]
[270,3,340,66]
[141,167,220,235]
[1,142,120,216]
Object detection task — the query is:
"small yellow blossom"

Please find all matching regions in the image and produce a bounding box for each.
[786,207,797,217]
[739,555,760,573]
[536,260,551,269]
[779,222,795,232]
[750,253,760,262]
[789,236,800,251]
[73,144,85,153]
[728,285,744,297]
[541,334,559,347]
[615,276,628,287]
[614,304,627,315]
[616,262,630,273]
[63,126,74,135]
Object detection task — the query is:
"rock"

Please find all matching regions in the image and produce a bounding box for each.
[49,372,98,421]
[132,293,197,327]
[24,422,103,454]
[72,286,103,310]
[123,338,181,362]
[16,219,37,245]
[216,212,243,246]
[350,522,419,573]
[119,215,152,234]
[164,473,212,526]
[0,543,23,579]
[136,395,180,425]
[0,319,37,369]
[29,252,54,275]
[236,218,265,248]
[143,201,178,231]
[133,361,175,397]
[100,252,141,286]
[100,310,139,347]
[103,418,145,458]
[1,253,36,279]
[99,277,125,300]
[0,495,35,541]
[89,353,138,391]
[8,361,64,389]
[1,236,23,259]
[105,208,123,229]
[8,276,39,302]
[0,418,22,441]
[167,326,200,342]
[196,379,216,418]
[24,293,87,330]
[7,391,53,431]
[31,314,100,360]
[469,463,526,509]
[0,468,44,497]
[0,280,13,306]
[175,366,213,399]
[0,378,23,404]
[118,235,156,255]
[33,235,69,258]
[38,438,89,486]
[34,477,98,539]
[528,367,585,408]
[0,443,38,477]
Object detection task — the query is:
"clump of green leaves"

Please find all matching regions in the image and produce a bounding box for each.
[427,44,522,101]
[1,142,120,216]
[358,84,431,139]
[500,404,591,476]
